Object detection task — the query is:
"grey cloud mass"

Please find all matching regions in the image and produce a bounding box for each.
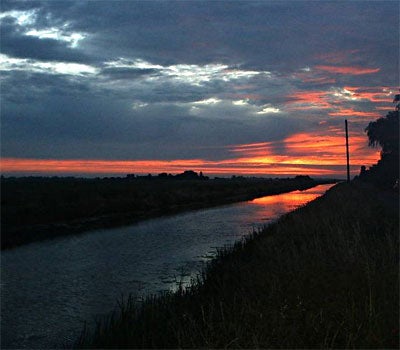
[0,0,398,170]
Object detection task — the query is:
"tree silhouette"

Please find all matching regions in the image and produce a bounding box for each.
[362,109,399,188]
[394,93,400,111]
[365,110,399,157]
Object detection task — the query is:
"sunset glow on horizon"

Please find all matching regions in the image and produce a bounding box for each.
[1,129,381,177]
[0,157,369,177]
[0,1,397,178]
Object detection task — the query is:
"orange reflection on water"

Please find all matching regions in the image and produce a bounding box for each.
[249,184,335,221]
[252,192,319,207]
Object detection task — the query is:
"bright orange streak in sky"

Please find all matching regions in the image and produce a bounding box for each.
[1,158,207,174]
[229,132,380,169]
[343,86,394,103]
[0,158,330,176]
[328,108,380,118]
[284,86,393,115]
[286,91,332,110]
[315,66,380,75]
[1,132,380,177]
[375,106,394,111]
[0,156,367,177]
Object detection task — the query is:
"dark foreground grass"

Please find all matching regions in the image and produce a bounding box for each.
[75,182,399,349]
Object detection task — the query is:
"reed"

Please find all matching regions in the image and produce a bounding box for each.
[75,182,399,348]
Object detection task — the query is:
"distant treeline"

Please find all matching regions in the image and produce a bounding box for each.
[1,171,320,182]
[1,173,336,250]
[128,170,209,180]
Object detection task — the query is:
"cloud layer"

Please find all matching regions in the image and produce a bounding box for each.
[1,1,398,177]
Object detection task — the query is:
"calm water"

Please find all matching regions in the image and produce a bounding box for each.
[1,183,334,349]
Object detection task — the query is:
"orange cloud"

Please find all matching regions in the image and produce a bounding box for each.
[343,86,394,103]
[328,108,380,118]
[0,158,208,175]
[285,90,333,110]
[375,106,395,111]
[285,85,395,113]
[1,157,346,177]
[1,128,380,178]
[229,141,277,156]
[0,152,376,178]
[282,132,379,166]
[228,131,380,174]
[315,65,380,75]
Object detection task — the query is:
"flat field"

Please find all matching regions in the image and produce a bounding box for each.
[1,176,331,249]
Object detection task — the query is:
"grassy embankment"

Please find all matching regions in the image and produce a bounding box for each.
[1,176,331,249]
[75,181,399,349]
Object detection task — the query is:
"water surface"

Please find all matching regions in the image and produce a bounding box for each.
[1,183,334,348]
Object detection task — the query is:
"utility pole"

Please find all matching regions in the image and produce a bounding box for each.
[345,119,350,183]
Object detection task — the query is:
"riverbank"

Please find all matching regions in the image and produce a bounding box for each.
[1,176,334,250]
[75,181,399,349]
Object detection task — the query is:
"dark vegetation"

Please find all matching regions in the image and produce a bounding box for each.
[75,181,398,349]
[1,173,333,249]
[357,109,399,188]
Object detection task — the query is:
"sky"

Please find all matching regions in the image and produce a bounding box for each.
[1,0,398,178]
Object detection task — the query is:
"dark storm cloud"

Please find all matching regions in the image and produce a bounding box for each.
[3,1,397,70]
[65,1,396,72]
[1,67,301,160]
[1,71,92,106]
[0,21,91,62]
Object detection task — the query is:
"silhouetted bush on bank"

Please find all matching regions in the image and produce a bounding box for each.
[75,182,398,349]
[357,110,399,189]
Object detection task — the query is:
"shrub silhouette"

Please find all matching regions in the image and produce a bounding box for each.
[360,109,399,188]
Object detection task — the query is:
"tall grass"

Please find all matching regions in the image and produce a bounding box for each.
[75,182,399,349]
